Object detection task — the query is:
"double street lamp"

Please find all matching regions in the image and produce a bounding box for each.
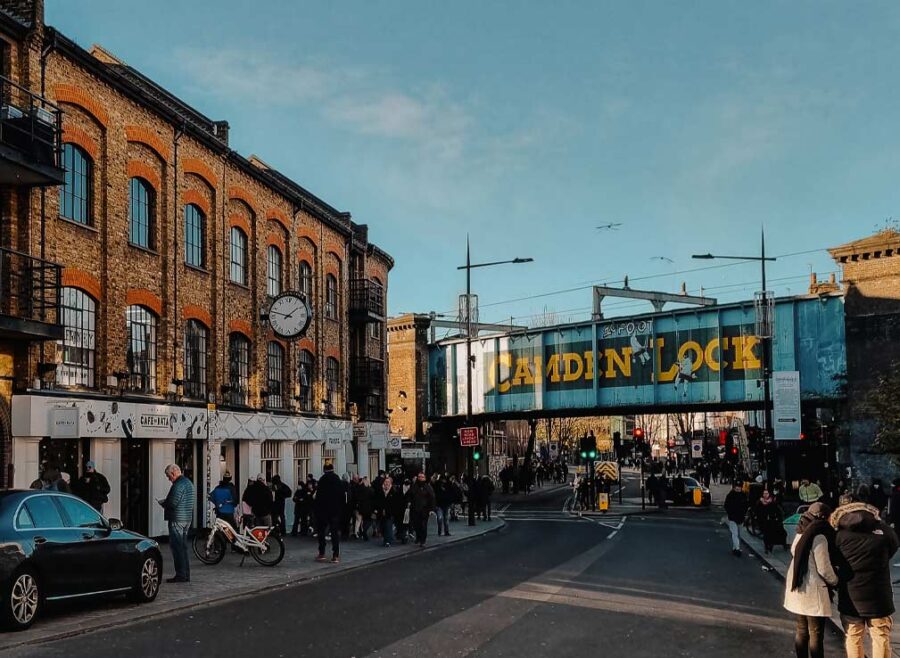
[693,229,776,476]
[458,236,532,526]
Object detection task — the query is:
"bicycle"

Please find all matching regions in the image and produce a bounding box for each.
[192,516,285,567]
[743,507,763,538]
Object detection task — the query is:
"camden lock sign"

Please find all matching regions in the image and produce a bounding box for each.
[486,322,763,394]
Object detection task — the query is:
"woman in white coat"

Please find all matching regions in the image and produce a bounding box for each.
[784,502,839,658]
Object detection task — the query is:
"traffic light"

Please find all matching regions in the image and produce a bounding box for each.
[579,435,596,460]
[473,446,482,461]
[633,427,645,443]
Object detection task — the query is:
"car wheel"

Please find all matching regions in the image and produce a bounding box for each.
[128,552,161,603]
[1,568,40,631]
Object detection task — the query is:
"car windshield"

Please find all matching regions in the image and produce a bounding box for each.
[684,478,700,487]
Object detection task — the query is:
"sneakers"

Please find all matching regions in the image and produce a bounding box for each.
[166,576,189,583]
[315,554,328,562]
[732,549,742,557]
[331,556,340,564]
[383,542,391,547]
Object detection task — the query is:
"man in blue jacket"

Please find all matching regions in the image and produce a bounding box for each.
[159,464,195,583]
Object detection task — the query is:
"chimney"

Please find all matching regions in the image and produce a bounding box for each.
[212,120,229,146]
[810,272,816,286]
[829,273,836,284]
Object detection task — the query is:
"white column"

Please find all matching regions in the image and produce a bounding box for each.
[335,441,347,477]
[149,439,176,537]
[310,440,323,478]
[242,439,262,482]
[281,441,295,529]
[12,436,41,489]
[90,438,121,521]
[357,441,369,478]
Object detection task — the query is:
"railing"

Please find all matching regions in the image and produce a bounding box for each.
[0,247,62,325]
[350,356,385,392]
[0,73,63,169]
[349,279,385,320]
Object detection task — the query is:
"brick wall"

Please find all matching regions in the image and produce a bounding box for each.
[387,314,429,440]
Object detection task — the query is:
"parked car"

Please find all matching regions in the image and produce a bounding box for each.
[662,476,711,506]
[0,490,162,630]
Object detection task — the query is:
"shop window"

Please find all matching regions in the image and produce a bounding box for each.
[228,333,250,406]
[129,177,155,249]
[294,442,311,483]
[266,342,284,409]
[261,440,281,482]
[57,287,96,388]
[126,305,157,393]
[184,319,208,399]
[230,227,247,285]
[298,349,314,412]
[60,143,93,225]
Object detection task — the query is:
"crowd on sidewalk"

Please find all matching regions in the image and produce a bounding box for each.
[722,479,900,658]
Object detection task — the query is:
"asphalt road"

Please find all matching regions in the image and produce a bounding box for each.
[8,484,843,658]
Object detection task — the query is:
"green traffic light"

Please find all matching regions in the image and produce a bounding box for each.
[589,450,596,459]
[580,451,587,458]
[473,449,482,461]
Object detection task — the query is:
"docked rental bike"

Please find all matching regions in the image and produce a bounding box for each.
[192,516,285,567]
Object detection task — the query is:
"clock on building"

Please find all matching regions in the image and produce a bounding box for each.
[267,292,312,339]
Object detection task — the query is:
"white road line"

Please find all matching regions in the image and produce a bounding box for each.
[562,496,571,513]
[608,530,618,538]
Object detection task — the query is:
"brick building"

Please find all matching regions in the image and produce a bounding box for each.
[829,229,900,484]
[0,1,391,536]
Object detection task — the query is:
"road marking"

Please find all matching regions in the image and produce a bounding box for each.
[561,496,571,513]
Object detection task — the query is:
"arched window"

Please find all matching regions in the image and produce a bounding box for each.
[267,245,282,297]
[57,287,97,387]
[299,261,313,300]
[325,357,340,413]
[325,274,337,319]
[184,204,206,268]
[60,143,93,225]
[126,305,157,393]
[266,341,284,409]
[298,349,315,412]
[184,319,208,399]
[230,227,248,285]
[228,333,250,406]
[128,177,155,249]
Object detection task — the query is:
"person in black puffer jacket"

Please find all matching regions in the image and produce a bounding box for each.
[831,499,899,658]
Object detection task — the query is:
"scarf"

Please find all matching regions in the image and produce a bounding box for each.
[790,502,833,592]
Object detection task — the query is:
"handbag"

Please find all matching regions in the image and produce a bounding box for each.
[402,504,410,525]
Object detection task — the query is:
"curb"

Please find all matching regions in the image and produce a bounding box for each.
[0,520,506,652]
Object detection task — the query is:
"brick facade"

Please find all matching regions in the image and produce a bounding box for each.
[387,314,432,441]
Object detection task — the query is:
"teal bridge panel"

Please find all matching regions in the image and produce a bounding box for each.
[428,295,846,418]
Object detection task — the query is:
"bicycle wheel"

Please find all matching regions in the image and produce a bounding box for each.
[249,535,285,566]
[192,529,226,564]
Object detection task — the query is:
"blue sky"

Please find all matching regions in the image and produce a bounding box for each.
[48,1,900,328]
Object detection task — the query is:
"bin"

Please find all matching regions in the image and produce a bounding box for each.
[693,488,703,506]
[598,493,609,511]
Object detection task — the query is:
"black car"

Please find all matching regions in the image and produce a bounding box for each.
[0,490,162,630]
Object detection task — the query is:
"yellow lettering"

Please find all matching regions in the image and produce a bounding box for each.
[497,353,512,393]
[704,338,721,372]
[657,337,679,382]
[678,341,704,372]
[546,354,562,383]
[604,348,632,378]
[732,336,761,370]
[562,353,584,382]
[583,350,595,381]
[512,357,534,386]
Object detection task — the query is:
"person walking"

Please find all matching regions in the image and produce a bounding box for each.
[410,471,436,547]
[799,479,824,504]
[434,475,452,536]
[356,477,375,540]
[724,480,749,557]
[783,502,839,658]
[375,476,402,546]
[73,461,111,512]
[831,498,899,658]
[314,463,345,563]
[291,481,310,536]
[480,474,495,521]
[756,490,788,554]
[209,472,237,523]
[158,464,194,584]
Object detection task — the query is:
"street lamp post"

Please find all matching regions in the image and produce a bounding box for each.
[458,236,532,526]
[693,229,777,477]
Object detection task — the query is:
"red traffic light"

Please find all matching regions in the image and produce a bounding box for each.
[730,446,738,455]
[633,427,644,440]
[719,430,727,446]
[799,432,806,440]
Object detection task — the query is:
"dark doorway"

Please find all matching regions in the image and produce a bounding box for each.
[175,439,203,526]
[38,437,82,484]
[121,438,149,535]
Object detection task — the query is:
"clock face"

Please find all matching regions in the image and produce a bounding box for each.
[268,292,312,339]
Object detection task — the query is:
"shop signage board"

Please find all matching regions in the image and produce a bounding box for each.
[49,407,79,438]
[387,436,403,450]
[325,431,344,448]
[773,371,801,440]
[401,448,424,459]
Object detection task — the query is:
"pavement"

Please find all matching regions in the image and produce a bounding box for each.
[4,482,836,657]
[0,512,504,653]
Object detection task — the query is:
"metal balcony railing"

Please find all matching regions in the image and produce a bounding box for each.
[349,279,385,322]
[350,356,385,392]
[0,246,62,331]
[0,74,63,176]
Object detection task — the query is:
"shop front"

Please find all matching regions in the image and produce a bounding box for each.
[11,394,353,537]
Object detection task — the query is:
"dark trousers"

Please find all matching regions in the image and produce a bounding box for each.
[795,614,824,658]
[273,508,286,534]
[412,512,429,545]
[168,521,190,581]
[483,498,492,520]
[291,506,310,535]
[316,515,341,558]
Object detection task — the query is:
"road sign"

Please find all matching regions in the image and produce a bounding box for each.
[773,371,802,440]
[691,439,703,458]
[459,427,479,447]
[594,461,619,481]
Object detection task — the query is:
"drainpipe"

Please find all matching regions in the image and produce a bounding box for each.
[39,32,57,262]
[172,122,185,382]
